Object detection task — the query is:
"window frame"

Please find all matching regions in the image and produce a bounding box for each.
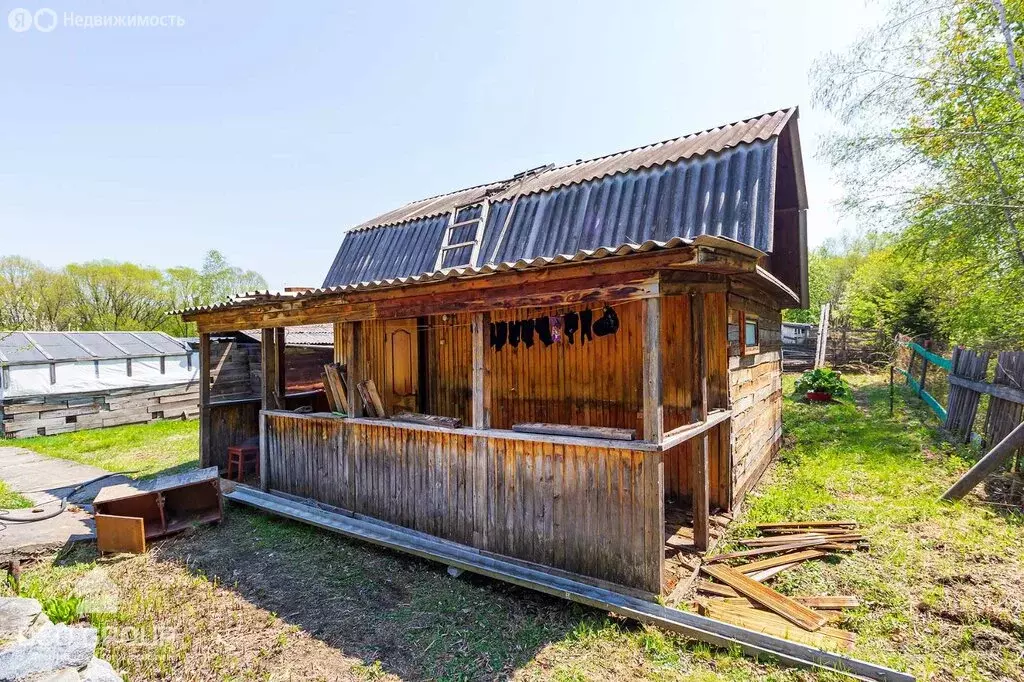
[727,308,760,356]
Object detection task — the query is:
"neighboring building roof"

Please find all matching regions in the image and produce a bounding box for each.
[0,331,190,366]
[236,324,334,347]
[323,108,800,289]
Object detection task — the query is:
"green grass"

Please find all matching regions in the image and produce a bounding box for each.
[16,419,199,479]
[0,480,32,509]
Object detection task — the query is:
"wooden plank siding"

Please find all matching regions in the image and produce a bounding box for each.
[262,413,664,592]
[206,400,261,470]
[727,291,783,505]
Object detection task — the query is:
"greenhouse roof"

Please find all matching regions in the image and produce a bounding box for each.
[0,331,190,366]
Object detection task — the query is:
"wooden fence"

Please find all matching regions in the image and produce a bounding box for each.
[783,324,893,372]
[896,339,1024,471]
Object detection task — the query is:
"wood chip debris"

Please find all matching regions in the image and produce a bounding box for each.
[695,520,866,648]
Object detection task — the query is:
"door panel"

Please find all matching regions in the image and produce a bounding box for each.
[384,319,418,413]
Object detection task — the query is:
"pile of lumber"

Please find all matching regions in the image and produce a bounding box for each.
[696,520,866,651]
[1,383,200,439]
[320,364,388,419]
[321,363,349,413]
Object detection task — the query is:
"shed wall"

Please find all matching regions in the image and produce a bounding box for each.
[727,292,783,504]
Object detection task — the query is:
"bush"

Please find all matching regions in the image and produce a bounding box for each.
[794,368,851,399]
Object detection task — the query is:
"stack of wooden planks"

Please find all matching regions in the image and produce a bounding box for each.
[320,364,389,419]
[695,520,866,651]
[321,363,349,413]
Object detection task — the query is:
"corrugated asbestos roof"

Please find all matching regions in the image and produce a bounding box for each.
[322,108,796,289]
[0,331,190,366]
[237,324,334,346]
[176,235,763,316]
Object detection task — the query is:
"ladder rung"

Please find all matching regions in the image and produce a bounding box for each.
[440,241,477,250]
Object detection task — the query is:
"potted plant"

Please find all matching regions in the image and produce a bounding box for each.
[794,368,850,402]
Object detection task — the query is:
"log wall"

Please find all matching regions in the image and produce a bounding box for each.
[262,412,664,593]
[1,382,201,439]
[727,292,783,505]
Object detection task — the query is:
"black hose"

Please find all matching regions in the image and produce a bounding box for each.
[0,471,136,523]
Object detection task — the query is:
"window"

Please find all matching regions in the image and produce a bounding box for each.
[745,317,759,348]
[728,308,759,356]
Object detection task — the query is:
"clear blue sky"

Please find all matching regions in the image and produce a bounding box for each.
[1,0,879,290]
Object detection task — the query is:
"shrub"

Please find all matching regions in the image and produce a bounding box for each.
[794,368,851,399]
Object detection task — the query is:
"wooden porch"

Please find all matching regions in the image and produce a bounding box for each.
[188,246,753,594]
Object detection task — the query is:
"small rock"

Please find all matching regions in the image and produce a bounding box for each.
[80,658,120,682]
[0,624,96,681]
[0,598,45,642]
[446,566,464,578]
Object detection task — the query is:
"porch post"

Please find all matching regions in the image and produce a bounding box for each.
[274,327,286,401]
[198,332,211,469]
[343,321,365,417]
[471,312,491,429]
[642,297,664,442]
[261,328,283,411]
[690,293,710,551]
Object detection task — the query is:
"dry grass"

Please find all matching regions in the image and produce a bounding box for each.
[3,374,1022,681]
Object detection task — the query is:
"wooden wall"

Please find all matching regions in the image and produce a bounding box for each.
[1,383,200,439]
[263,413,664,593]
[661,292,731,510]
[206,399,261,470]
[422,313,472,422]
[727,291,783,505]
[211,340,332,399]
[210,341,260,400]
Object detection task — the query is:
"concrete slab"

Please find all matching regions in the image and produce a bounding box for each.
[0,447,131,560]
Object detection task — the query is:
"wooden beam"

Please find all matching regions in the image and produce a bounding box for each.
[199,333,212,469]
[691,293,710,551]
[261,328,282,411]
[701,564,828,632]
[949,373,1024,405]
[184,246,761,332]
[471,312,491,429]
[942,419,1024,501]
[274,327,286,400]
[343,322,364,418]
[643,296,664,443]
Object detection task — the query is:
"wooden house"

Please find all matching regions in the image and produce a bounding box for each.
[180,108,808,596]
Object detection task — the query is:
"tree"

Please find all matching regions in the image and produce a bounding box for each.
[813,0,1024,347]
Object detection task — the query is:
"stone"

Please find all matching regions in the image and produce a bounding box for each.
[80,658,120,682]
[29,668,80,682]
[0,598,45,642]
[0,623,96,681]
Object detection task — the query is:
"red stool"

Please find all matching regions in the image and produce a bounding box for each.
[226,445,259,482]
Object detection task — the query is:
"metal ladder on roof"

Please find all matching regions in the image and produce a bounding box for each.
[433,201,489,271]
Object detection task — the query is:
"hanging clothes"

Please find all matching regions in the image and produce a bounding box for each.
[535,316,553,346]
[522,318,536,348]
[593,306,620,337]
[564,311,579,344]
[580,308,594,345]
[549,316,563,343]
[490,321,508,351]
[508,321,522,348]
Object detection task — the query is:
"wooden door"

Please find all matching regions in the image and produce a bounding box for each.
[384,319,418,413]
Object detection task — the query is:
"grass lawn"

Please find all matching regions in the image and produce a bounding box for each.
[0,479,31,509]
[15,419,199,479]
[3,375,1022,681]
